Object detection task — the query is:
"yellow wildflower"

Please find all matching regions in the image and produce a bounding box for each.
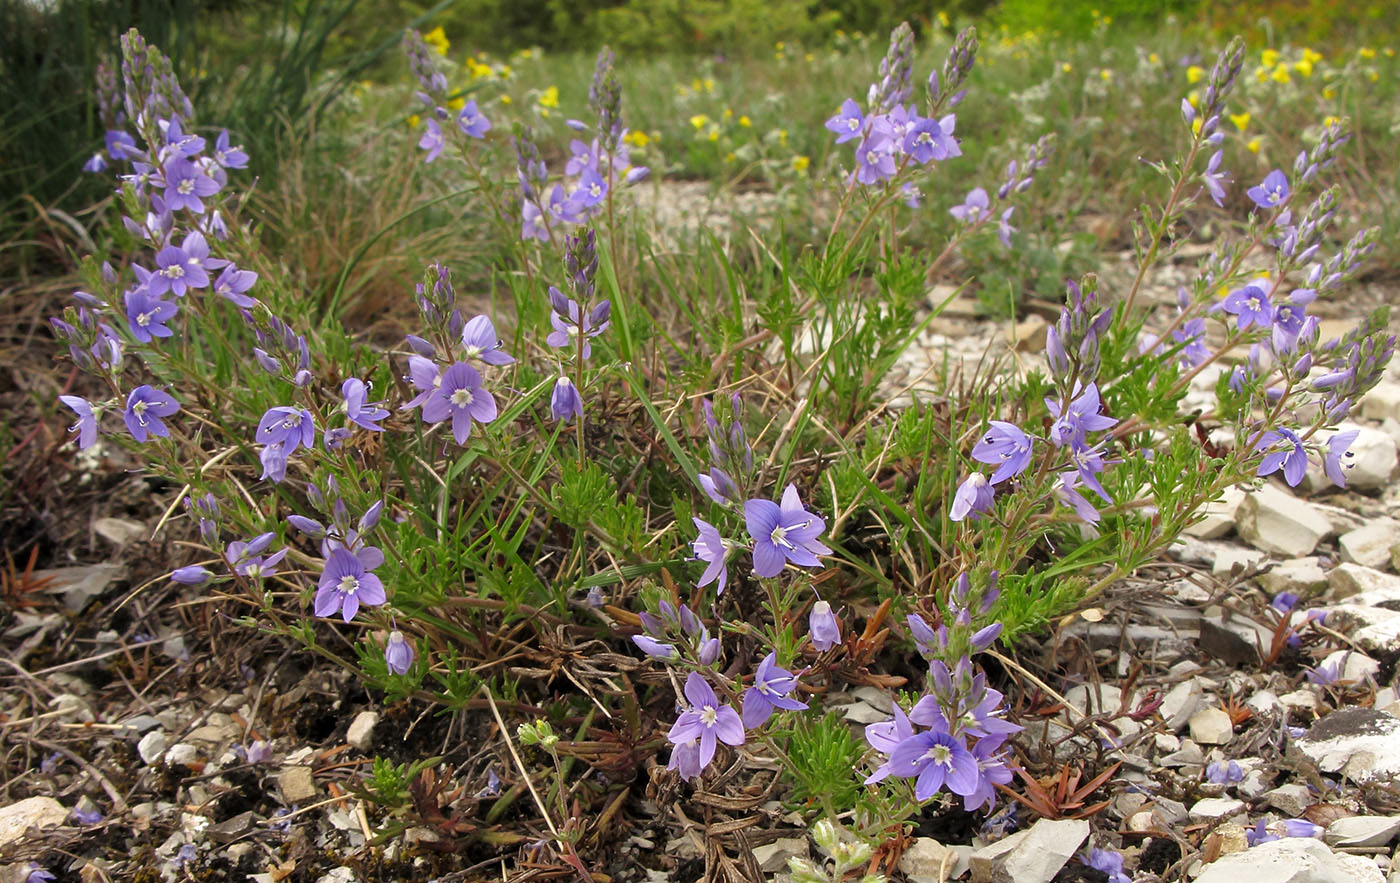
[1246,137,1261,154]
[1229,111,1250,131]
[689,114,709,130]
[1261,48,1280,68]
[625,130,651,148]
[1322,114,1340,128]
[500,95,511,104]
[1359,47,1376,59]
[722,107,733,121]
[703,78,716,93]
[447,96,465,112]
[408,113,420,129]
[691,78,702,92]
[1187,89,1200,108]
[1323,86,1337,99]
[1061,61,1072,73]
[1384,47,1395,57]
[1293,58,1314,78]
[805,53,814,62]
[1368,70,1379,82]
[1100,69,1112,82]
[738,115,751,128]
[777,128,788,147]
[539,85,559,108]
[936,10,950,27]
[423,26,449,56]
[792,155,810,172]
[1254,66,1268,83]
[1270,65,1291,84]
[1191,117,1203,135]
[725,151,735,162]
[775,41,785,51]
[520,49,533,59]
[1186,64,1205,83]
[707,130,719,142]
[1148,52,1160,64]
[1301,47,1323,65]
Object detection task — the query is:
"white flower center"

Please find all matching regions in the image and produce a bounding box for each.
[464,344,482,358]
[178,178,194,195]
[846,118,859,131]
[138,312,153,327]
[337,575,360,595]
[166,265,184,279]
[245,564,262,579]
[132,401,149,423]
[450,388,474,408]
[699,706,718,727]
[926,743,953,767]
[769,525,791,548]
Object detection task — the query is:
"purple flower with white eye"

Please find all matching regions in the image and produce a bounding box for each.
[341,379,389,432]
[521,198,547,242]
[575,168,608,208]
[123,386,180,442]
[418,119,444,162]
[152,242,207,296]
[667,672,745,773]
[950,187,989,223]
[668,736,702,780]
[825,98,866,143]
[547,183,583,225]
[889,727,980,800]
[456,100,491,138]
[1255,427,1308,487]
[949,472,994,522]
[124,289,178,343]
[997,207,1017,248]
[1247,169,1290,208]
[313,548,386,622]
[551,376,584,422]
[1324,429,1359,487]
[162,156,220,213]
[745,484,831,578]
[854,135,897,184]
[1055,471,1102,523]
[257,406,315,454]
[460,315,514,364]
[384,630,415,674]
[1045,382,1117,449]
[59,396,98,449]
[971,421,1034,484]
[546,295,610,359]
[1203,150,1232,206]
[809,600,840,651]
[691,517,731,595]
[1223,284,1274,331]
[213,264,257,308]
[741,652,808,728]
[226,537,288,580]
[212,130,248,169]
[422,362,497,444]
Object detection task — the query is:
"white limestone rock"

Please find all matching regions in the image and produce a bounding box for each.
[1339,520,1400,570]
[1236,484,1331,557]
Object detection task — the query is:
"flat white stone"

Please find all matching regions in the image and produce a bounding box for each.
[1339,520,1400,570]
[1193,836,1383,883]
[0,796,68,847]
[1322,815,1400,847]
[1189,796,1246,822]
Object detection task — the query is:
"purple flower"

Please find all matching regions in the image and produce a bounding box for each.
[1083,848,1130,883]
[400,355,442,411]
[456,101,491,138]
[1247,169,1290,208]
[576,168,608,208]
[124,289,178,342]
[667,672,745,774]
[809,600,841,651]
[521,198,547,242]
[342,379,389,432]
[1046,383,1117,449]
[854,135,897,184]
[212,130,248,169]
[825,98,866,144]
[950,187,989,223]
[123,386,180,442]
[1223,284,1274,330]
[257,407,316,454]
[949,472,994,522]
[1055,471,1102,523]
[1203,150,1232,206]
[171,565,212,585]
[213,264,257,308]
[545,294,610,359]
[698,467,739,504]
[971,421,1034,484]
[551,376,584,422]
[313,548,386,622]
[384,630,415,674]
[460,315,514,364]
[59,395,98,449]
[864,703,915,783]
[744,484,831,578]
[25,863,56,883]
[422,362,497,444]
[1206,760,1243,784]
[72,804,103,825]
[1256,427,1308,487]
[1324,429,1359,487]
[259,444,288,483]
[962,737,1014,812]
[889,728,980,800]
[418,119,444,162]
[997,207,1017,248]
[741,651,808,728]
[668,736,702,781]
[162,156,220,213]
[632,634,676,658]
[151,241,208,296]
[691,517,730,595]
